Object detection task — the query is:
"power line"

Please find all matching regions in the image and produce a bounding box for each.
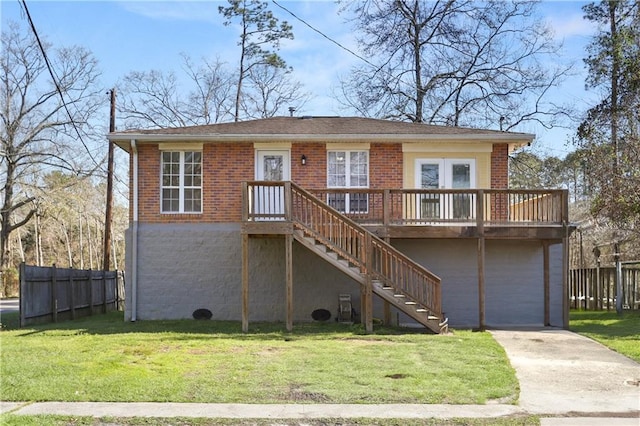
[19,0,101,170]
[271,0,378,70]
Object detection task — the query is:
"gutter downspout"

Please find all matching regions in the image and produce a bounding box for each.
[131,139,138,321]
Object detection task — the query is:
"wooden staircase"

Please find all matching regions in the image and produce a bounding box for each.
[289,182,447,334]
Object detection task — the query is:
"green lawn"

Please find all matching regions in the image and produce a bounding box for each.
[0,311,517,405]
[569,310,640,362]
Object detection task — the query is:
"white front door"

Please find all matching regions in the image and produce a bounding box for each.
[255,150,290,219]
[416,159,476,219]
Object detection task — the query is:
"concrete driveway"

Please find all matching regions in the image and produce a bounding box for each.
[490,329,640,416]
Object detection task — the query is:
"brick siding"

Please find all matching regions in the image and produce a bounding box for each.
[131,141,495,223]
[490,143,509,189]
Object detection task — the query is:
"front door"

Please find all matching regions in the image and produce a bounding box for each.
[416,159,476,219]
[255,150,290,219]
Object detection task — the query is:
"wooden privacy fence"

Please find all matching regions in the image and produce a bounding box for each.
[569,265,640,310]
[19,263,125,327]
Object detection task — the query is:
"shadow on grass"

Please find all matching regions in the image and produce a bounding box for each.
[2,310,440,340]
[569,310,640,339]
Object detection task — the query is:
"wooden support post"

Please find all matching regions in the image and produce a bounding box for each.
[383,236,392,325]
[477,237,485,331]
[242,234,249,333]
[383,189,390,226]
[364,275,373,333]
[476,191,486,331]
[364,233,373,333]
[241,182,249,222]
[383,301,391,326]
[543,240,550,326]
[284,181,292,221]
[285,233,293,332]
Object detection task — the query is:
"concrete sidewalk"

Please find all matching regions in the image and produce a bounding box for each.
[2,401,523,419]
[2,329,639,424]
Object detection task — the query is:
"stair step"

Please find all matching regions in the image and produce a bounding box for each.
[416,308,428,313]
[404,301,416,305]
[428,315,439,321]
[394,294,406,298]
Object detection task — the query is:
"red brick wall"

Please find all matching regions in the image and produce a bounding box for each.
[490,143,510,221]
[292,143,326,188]
[133,142,406,223]
[370,143,403,189]
[491,143,509,189]
[135,143,252,223]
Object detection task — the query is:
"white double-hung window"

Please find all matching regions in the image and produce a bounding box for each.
[327,150,369,213]
[161,151,202,213]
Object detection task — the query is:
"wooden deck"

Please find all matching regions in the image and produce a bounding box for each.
[240,182,572,332]
[242,183,570,241]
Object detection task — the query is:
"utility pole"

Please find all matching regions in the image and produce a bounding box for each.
[102,89,116,271]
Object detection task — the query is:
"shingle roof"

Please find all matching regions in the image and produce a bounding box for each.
[108,116,534,151]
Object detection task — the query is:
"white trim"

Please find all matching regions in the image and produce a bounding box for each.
[403,143,493,153]
[326,150,369,188]
[130,139,138,322]
[415,158,477,220]
[160,151,203,214]
[254,142,292,149]
[110,133,534,144]
[415,158,477,189]
[255,149,291,180]
[325,142,370,150]
[415,159,445,189]
[158,142,203,151]
[326,149,370,214]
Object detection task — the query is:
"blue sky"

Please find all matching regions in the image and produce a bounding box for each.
[1,0,598,158]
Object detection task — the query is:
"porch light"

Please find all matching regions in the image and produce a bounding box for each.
[301,154,307,165]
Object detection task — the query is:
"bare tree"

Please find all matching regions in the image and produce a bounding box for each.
[182,54,236,125]
[219,0,294,121]
[118,54,236,129]
[118,53,307,128]
[338,0,572,130]
[0,22,103,293]
[241,64,311,119]
[117,69,191,129]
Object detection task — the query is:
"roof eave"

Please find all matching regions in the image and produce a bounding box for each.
[109,132,535,152]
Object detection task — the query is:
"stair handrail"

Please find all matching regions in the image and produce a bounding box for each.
[289,182,442,317]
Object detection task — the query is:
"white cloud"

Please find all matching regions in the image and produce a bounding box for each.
[546,12,595,40]
[116,1,220,24]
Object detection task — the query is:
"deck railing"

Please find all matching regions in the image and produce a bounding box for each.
[307,187,568,226]
[290,182,442,318]
[243,181,442,319]
[244,183,568,226]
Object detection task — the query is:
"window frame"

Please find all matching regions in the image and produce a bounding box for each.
[160,150,203,214]
[326,150,369,214]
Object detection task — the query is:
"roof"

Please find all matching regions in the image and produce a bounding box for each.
[108,116,534,150]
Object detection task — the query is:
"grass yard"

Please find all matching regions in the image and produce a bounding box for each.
[0,311,517,405]
[569,310,640,362]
